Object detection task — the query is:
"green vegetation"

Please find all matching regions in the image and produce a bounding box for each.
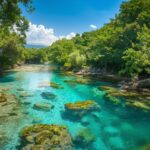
[43,0,150,78]
[0,0,33,68]
[0,0,150,79]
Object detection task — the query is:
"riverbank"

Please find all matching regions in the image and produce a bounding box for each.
[74,67,150,91]
[1,64,150,92]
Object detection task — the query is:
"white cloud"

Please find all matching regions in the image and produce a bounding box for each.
[90,24,97,30]
[26,22,76,46]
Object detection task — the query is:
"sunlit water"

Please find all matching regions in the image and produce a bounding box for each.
[0,68,150,150]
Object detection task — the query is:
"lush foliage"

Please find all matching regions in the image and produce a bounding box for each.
[0,0,33,68]
[42,0,150,77]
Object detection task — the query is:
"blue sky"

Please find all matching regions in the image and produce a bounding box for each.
[22,0,124,46]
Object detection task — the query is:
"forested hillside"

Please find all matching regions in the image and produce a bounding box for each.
[40,0,150,78]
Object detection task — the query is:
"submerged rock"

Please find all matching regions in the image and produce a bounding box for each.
[50,82,63,89]
[138,144,150,150]
[64,78,92,86]
[108,136,125,150]
[103,126,119,137]
[99,85,150,112]
[19,91,33,98]
[41,92,56,100]
[64,100,100,118]
[73,128,95,148]
[0,134,10,147]
[126,101,150,112]
[33,102,54,111]
[17,88,25,91]
[0,93,7,103]
[32,118,42,124]
[99,85,150,98]
[20,124,73,150]
[39,81,63,89]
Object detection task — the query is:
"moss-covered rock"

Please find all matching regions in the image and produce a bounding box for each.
[20,124,73,150]
[99,86,150,98]
[125,101,150,112]
[99,85,150,112]
[105,95,121,105]
[64,100,100,118]
[65,100,100,111]
[50,82,63,89]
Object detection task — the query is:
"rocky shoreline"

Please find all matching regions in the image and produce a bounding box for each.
[75,68,150,91]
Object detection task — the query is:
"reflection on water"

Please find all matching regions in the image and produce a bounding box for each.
[0,69,150,150]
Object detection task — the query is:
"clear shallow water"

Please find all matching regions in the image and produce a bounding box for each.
[0,69,150,150]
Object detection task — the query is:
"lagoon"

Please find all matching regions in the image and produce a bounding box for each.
[0,65,150,150]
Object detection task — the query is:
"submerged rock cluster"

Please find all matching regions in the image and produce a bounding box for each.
[20,124,73,150]
[98,85,150,112]
[64,100,100,118]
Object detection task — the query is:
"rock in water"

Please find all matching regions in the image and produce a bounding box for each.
[64,100,100,118]
[41,92,56,100]
[33,102,54,111]
[20,124,74,150]
[73,128,95,148]
[65,100,100,111]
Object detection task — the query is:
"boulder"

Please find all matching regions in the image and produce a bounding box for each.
[20,124,73,150]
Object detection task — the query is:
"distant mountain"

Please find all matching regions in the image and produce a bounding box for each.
[26,44,47,49]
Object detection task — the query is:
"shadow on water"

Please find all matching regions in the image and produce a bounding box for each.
[0,71,18,83]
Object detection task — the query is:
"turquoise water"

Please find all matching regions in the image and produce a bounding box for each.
[0,69,150,150]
